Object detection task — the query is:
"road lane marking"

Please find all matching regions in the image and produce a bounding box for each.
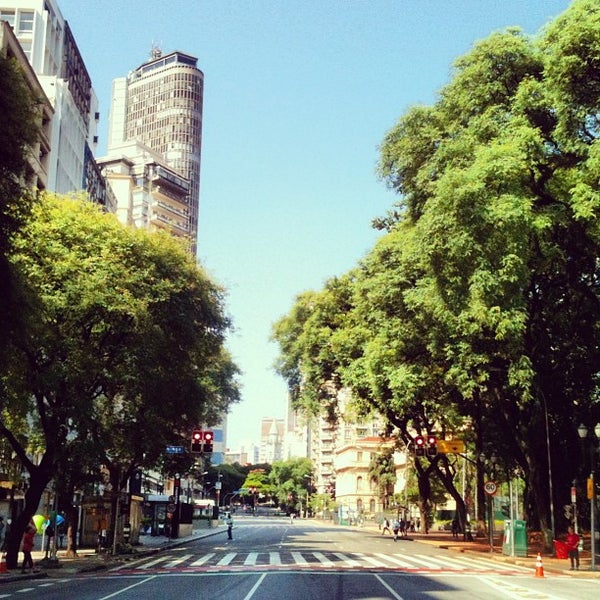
[98,575,158,599]
[242,572,267,600]
[137,555,173,569]
[292,551,309,565]
[374,573,405,599]
[244,552,259,565]
[217,552,237,566]
[333,552,362,568]
[374,553,415,568]
[313,551,335,567]
[189,552,215,566]
[360,554,391,568]
[413,554,464,570]
[163,554,193,568]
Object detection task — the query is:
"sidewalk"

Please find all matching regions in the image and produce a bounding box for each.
[362,523,600,578]
[0,524,224,584]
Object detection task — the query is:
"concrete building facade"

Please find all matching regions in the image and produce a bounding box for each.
[0,0,103,202]
[108,48,204,254]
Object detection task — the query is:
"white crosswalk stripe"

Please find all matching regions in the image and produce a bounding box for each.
[138,554,175,569]
[292,551,309,566]
[358,554,391,568]
[216,552,237,566]
[132,550,526,573]
[374,553,415,568]
[313,551,335,567]
[163,554,193,568]
[413,554,465,570]
[332,552,362,568]
[189,552,215,566]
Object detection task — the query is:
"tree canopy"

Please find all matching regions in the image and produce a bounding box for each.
[0,194,240,565]
[272,0,600,542]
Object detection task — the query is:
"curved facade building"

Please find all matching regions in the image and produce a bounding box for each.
[108,49,204,254]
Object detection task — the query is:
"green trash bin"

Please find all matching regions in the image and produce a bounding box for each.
[502,520,527,557]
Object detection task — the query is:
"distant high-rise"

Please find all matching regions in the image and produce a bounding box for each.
[108,48,204,254]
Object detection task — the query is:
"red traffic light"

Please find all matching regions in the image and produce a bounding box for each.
[427,435,437,446]
[203,431,214,441]
[191,430,203,453]
[415,435,425,447]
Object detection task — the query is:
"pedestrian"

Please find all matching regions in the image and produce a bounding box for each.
[566,525,580,570]
[399,518,407,538]
[225,512,234,540]
[0,516,5,550]
[21,519,37,574]
[44,523,54,558]
[416,517,421,532]
[451,518,459,539]
[392,519,401,541]
[57,522,65,549]
[289,513,295,524]
[381,518,391,536]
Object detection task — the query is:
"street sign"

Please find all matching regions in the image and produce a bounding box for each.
[167,503,177,513]
[437,439,466,454]
[166,445,184,454]
[484,480,497,496]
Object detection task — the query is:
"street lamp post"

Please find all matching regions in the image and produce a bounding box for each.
[577,422,600,571]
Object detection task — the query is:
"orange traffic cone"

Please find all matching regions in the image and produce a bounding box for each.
[0,553,7,573]
[535,552,544,578]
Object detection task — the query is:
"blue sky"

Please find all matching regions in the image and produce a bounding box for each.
[58,0,571,450]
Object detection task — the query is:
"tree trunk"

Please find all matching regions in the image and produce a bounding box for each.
[63,504,80,557]
[5,468,52,569]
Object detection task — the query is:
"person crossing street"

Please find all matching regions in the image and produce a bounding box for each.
[225,513,234,540]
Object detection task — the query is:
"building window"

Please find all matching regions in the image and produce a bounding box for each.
[356,476,363,492]
[18,10,34,34]
[0,10,15,27]
[356,451,363,463]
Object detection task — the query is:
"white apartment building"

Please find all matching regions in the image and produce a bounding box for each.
[97,141,190,242]
[0,1,101,200]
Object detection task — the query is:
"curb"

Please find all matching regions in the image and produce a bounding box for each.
[0,528,224,582]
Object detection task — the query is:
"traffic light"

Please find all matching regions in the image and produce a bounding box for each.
[202,430,214,453]
[415,435,426,456]
[427,435,437,457]
[191,430,202,453]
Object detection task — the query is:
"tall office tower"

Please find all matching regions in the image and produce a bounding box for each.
[0,1,107,205]
[108,48,204,254]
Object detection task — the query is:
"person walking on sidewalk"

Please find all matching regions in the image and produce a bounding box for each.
[225,513,234,540]
[21,519,37,574]
[566,525,580,570]
[392,519,401,541]
[381,518,391,536]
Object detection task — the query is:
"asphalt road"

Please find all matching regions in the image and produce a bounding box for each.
[1,517,599,599]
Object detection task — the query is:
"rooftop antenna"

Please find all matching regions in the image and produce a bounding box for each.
[150,42,162,60]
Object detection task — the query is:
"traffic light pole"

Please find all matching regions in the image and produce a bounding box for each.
[591,472,596,570]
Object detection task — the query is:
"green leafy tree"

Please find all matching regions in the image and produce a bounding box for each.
[0,194,239,566]
[0,52,40,371]
[268,457,313,511]
[273,2,600,546]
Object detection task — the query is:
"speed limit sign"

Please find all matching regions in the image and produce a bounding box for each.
[484,480,497,496]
